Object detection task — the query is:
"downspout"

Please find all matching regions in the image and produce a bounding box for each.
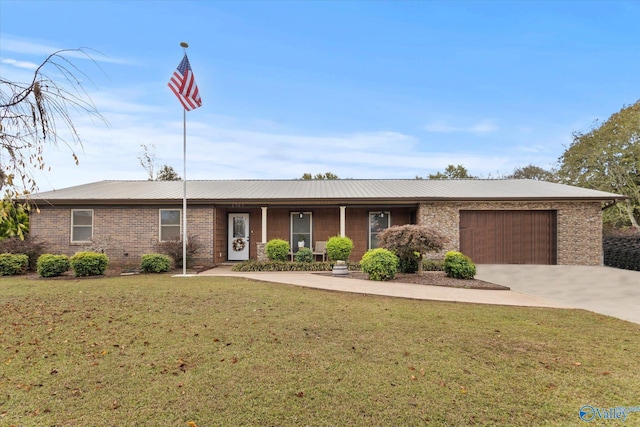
[601,199,618,211]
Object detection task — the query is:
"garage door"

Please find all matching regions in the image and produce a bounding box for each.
[459,210,557,264]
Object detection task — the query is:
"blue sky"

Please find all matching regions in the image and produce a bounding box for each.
[1,0,639,191]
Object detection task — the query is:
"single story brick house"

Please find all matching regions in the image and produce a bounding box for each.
[28,179,625,267]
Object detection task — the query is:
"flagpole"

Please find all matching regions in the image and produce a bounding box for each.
[168,41,201,276]
[182,107,187,276]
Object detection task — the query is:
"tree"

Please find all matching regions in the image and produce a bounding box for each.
[138,143,157,181]
[0,198,29,240]
[300,172,340,180]
[377,224,446,274]
[426,164,475,179]
[138,144,180,180]
[508,164,557,181]
[557,100,640,229]
[156,165,181,181]
[1,48,105,195]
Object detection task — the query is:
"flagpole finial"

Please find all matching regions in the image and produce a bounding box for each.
[180,42,189,48]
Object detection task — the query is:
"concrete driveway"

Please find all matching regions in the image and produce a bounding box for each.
[476,264,640,325]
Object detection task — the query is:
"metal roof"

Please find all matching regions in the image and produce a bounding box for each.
[27,179,626,205]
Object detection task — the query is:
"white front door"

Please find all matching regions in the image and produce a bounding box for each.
[228,213,250,261]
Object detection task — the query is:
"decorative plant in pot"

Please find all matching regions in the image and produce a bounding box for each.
[326,235,354,276]
[296,235,306,248]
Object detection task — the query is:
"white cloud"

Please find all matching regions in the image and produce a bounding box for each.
[424,119,498,134]
[0,57,39,70]
[0,34,133,65]
[32,109,517,191]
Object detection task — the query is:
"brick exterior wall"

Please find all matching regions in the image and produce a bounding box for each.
[30,200,604,267]
[417,201,603,266]
[30,205,214,268]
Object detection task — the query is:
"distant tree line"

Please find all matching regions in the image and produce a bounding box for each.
[295,100,639,230]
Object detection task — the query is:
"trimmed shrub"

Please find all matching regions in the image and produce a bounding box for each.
[70,252,109,277]
[231,260,360,272]
[0,253,29,276]
[265,239,290,262]
[0,236,48,271]
[360,248,399,281]
[326,236,354,261]
[295,247,314,263]
[398,254,419,273]
[141,253,172,273]
[155,234,202,268]
[423,259,444,271]
[37,254,70,277]
[443,251,476,279]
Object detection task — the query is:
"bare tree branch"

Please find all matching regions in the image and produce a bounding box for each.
[0,48,108,195]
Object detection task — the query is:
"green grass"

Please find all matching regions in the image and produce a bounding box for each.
[1,274,639,426]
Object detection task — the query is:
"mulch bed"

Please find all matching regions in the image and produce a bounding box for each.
[319,270,509,290]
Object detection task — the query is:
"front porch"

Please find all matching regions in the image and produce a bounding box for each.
[212,205,417,265]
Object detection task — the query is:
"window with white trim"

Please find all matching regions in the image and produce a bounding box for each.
[160,209,181,241]
[291,212,312,253]
[71,209,93,243]
[369,211,390,249]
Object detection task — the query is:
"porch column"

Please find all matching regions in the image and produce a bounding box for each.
[257,206,269,262]
[261,207,268,243]
[340,206,346,237]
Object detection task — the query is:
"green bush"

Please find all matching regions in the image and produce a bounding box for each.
[360,248,399,281]
[398,253,419,273]
[326,236,354,261]
[423,259,444,271]
[70,252,109,277]
[0,236,48,271]
[141,253,172,273]
[0,253,29,276]
[443,251,476,279]
[265,239,290,262]
[37,254,70,277]
[231,260,360,272]
[295,247,314,263]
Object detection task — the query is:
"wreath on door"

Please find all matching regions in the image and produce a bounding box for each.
[232,238,246,252]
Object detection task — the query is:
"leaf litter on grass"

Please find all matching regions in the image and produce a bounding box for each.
[0,274,639,426]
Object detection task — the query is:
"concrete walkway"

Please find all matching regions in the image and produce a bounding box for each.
[198,265,566,309]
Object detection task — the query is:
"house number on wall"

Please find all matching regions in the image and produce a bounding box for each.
[231,204,245,208]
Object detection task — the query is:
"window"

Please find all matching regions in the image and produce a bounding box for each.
[160,209,181,241]
[369,211,390,249]
[291,212,312,253]
[71,209,93,243]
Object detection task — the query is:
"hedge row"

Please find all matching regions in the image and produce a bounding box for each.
[232,260,361,272]
[2,251,176,277]
[604,235,640,271]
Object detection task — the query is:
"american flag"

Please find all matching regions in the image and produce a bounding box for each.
[168,54,202,111]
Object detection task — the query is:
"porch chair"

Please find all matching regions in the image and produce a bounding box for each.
[312,241,327,262]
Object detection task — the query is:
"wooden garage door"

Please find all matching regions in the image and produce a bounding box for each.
[459,210,557,264]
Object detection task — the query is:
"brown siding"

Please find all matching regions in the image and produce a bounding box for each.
[256,206,415,262]
[345,207,415,261]
[214,207,226,264]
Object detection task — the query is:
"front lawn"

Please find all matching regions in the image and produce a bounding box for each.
[1,275,638,426]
